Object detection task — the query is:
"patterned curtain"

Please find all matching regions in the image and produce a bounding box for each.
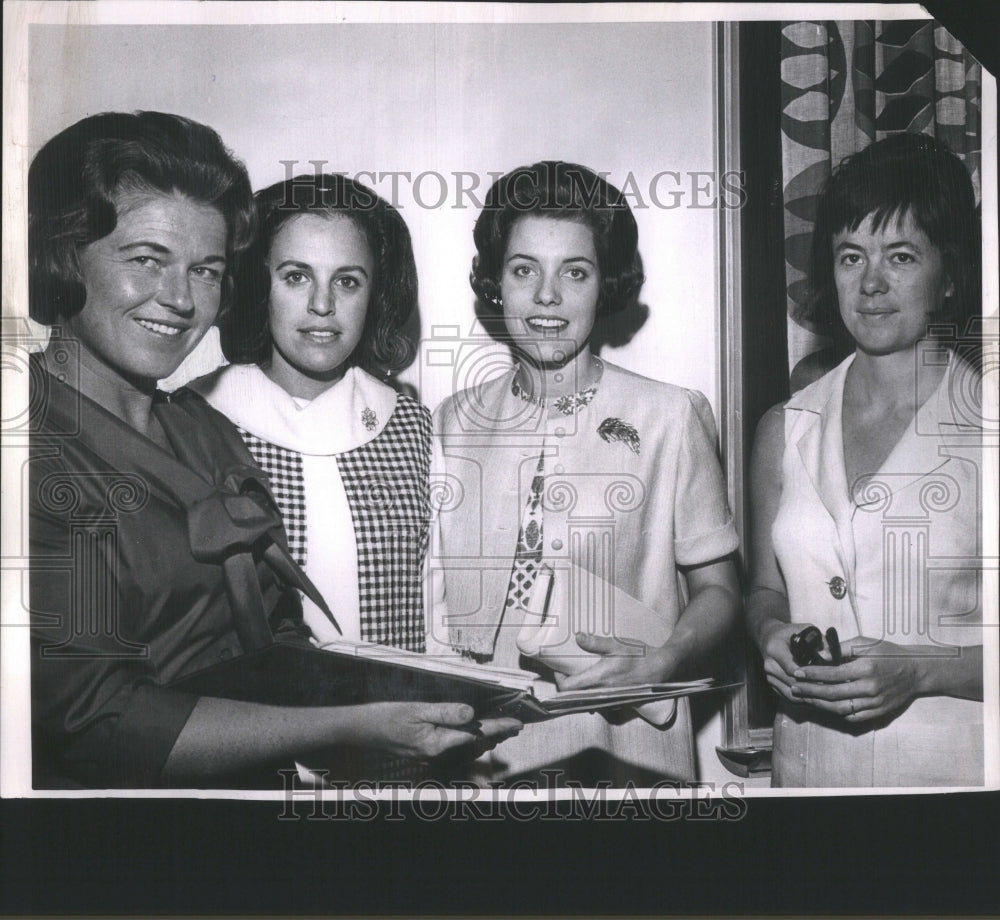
[779,20,982,382]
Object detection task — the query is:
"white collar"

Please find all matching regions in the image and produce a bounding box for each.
[787,349,965,427]
[785,353,855,415]
[190,364,398,455]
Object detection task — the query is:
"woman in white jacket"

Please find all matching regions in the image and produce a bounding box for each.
[747,133,985,787]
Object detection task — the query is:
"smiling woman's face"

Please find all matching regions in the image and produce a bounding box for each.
[69,190,228,386]
[265,213,374,400]
[500,215,601,368]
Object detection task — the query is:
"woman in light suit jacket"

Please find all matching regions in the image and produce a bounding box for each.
[430,162,740,785]
[748,134,985,787]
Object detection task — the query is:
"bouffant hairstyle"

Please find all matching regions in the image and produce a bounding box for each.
[29,111,254,324]
[220,173,418,376]
[470,161,644,315]
[804,133,980,360]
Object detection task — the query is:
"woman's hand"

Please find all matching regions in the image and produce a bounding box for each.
[758,624,921,721]
[549,633,677,691]
[165,698,521,783]
[353,702,522,761]
[788,637,924,722]
[758,619,810,703]
[549,558,739,691]
[789,636,983,722]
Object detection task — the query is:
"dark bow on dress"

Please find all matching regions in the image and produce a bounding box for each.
[187,466,342,648]
[37,363,340,654]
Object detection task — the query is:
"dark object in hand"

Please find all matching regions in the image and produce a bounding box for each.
[789,626,842,667]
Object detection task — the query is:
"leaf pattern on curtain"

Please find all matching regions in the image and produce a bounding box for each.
[779,19,982,382]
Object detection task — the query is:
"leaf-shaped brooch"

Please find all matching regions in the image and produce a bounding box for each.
[598,417,640,455]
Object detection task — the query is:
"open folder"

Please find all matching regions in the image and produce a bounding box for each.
[170,637,734,723]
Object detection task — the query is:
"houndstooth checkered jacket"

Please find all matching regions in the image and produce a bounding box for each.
[237,394,431,652]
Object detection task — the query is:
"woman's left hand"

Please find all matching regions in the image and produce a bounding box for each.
[549,633,677,691]
[789,636,922,723]
[547,561,739,691]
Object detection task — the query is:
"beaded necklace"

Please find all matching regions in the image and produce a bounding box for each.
[510,357,604,416]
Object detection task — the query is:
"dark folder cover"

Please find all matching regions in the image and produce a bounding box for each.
[170,641,537,716]
[169,641,732,723]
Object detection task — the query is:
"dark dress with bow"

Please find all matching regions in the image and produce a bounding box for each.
[29,359,312,788]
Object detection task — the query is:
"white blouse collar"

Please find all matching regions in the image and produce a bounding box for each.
[190,363,398,456]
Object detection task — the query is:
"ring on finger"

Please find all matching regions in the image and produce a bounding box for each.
[848,698,856,716]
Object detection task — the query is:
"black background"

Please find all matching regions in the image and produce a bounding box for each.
[3,0,997,915]
[2,794,999,914]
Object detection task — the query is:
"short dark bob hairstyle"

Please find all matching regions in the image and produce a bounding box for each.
[220,173,418,376]
[470,161,645,316]
[29,111,254,325]
[804,132,981,359]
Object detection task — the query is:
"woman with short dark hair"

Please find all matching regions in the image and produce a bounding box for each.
[194,173,429,651]
[748,133,984,787]
[29,110,255,328]
[430,161,740,785]
[28,113,519,788]
[219,173,418,374]
[469,161,646,319]
[799,131,982,370]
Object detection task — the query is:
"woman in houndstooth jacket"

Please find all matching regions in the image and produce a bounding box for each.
[193,173,431,653]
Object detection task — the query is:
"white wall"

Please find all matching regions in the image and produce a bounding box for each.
[29,21,721,413]
[28,20,741,785]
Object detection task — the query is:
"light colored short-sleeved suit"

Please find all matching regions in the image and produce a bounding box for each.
[431,360,738,784]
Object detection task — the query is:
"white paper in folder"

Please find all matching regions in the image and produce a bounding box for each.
[515,562,679,727]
